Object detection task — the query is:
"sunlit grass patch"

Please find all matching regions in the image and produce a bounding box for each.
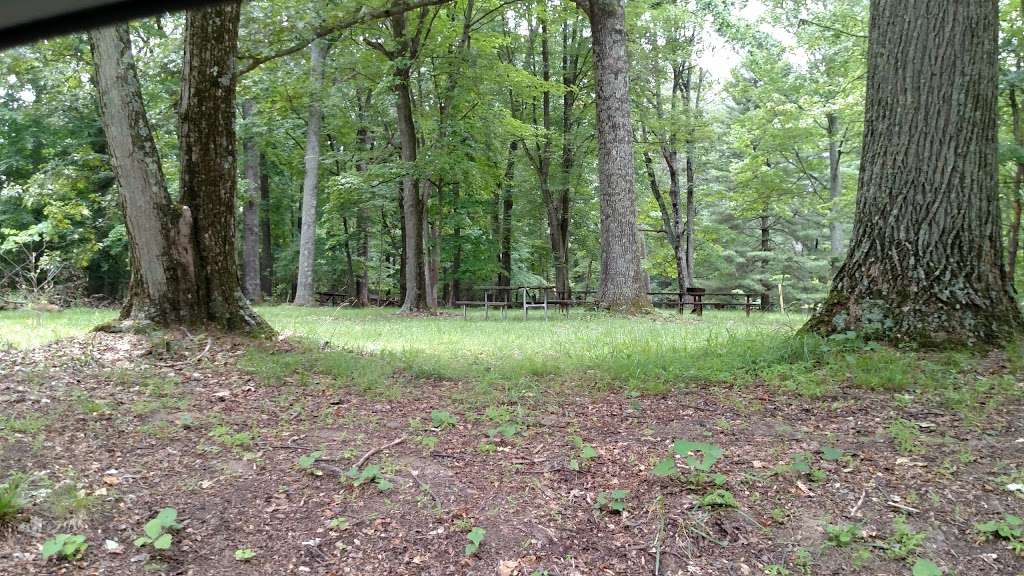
[0,307,116,349]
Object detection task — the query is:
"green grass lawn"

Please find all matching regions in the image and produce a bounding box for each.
[256,306,813,392]
[0,307,117,350]
[2,305,1014,409]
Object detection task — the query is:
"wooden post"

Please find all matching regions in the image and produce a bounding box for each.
[778,283,785,314]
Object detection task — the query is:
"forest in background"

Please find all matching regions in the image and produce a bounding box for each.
[3,0,1024,314]
[0,0,872,312]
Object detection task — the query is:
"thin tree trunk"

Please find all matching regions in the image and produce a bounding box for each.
[805,0,1023,345]
[499,141,516,287]
[355,91,373,307]
[579,0,650,311]
[259,155,273,298]
[760,214,771,312]
[449,183,462,303]
[241,99,262,303]
[826,111,844,270]
[396,65,427,311]
[293,39,327,305]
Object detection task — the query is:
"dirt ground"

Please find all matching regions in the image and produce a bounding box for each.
[1,332,1022,575]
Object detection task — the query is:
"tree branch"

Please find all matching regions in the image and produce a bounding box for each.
[236,0,453,76]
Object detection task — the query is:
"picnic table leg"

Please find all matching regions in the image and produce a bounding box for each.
[463,304,468,320]
[745,295,751,317]
[693,294,703,316]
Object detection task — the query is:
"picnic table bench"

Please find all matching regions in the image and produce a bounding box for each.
[455,286,760,318]
[454,289,510,319]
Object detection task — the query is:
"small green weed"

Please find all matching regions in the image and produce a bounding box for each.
[0,473,25,526]
[47,483,98,520]
[430,410,458,429]
[134,508,180,551]
[234,548,257,561]
[698,489,738,508]
[0,414,50,435]
[975,514,1024,553]
[464,526,485,556]
[569,435,599,471]
[345,465,393,492]
[209,425,255,449]
[911,558,943,576]
[888,418,923,454]
[594,490,628,514]
[41,533,88,561]
[825,523,860,547]
[884,515,926,559]
[297,451,323,476]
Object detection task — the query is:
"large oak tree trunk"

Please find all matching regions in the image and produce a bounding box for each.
[805,0,1023,345]
[241,99,262,303]
[578,0,650,311]
[177,3,270,334]
[90,24,197,326]
[293,39,327,306]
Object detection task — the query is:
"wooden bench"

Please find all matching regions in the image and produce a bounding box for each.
[454,292,509,319]
[689,291,760,316]
[316,291,348,306]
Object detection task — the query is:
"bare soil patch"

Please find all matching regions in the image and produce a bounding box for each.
[1,333,1022,575]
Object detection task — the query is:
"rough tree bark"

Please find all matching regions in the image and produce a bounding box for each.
[826,111,844,269]
[576,0,650,311]
[241,99,262,303]
[804,0,1023,345]
[178,3,270,333]
[1010,88,1023,282]
[90,24,197,327]
[293,39,327,306]
[91,8,270,335]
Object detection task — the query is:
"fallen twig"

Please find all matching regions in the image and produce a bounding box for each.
[850,488,867,517]
[190,337,213,363]
[886,501,920,514]
[354,435,408,469]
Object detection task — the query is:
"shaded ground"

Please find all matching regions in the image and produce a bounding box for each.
[1,322,1022,575]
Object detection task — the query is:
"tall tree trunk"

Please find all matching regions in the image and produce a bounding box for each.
[423,180,439,308]
[259,158,273,298]
[642,146,685,298]
[355,91,373,307]
[449,183,462,304]
[1009,86,1023,284]
[177,3,268,333]
[90,24,197,326]
[499,141,516,287]
[293,39,327,305]
[577,0,650,311]
[396,65,428,311]
[759,214,771,312]
[805,0,1023,345]
[241,99,262,303]
[826,111,844,270]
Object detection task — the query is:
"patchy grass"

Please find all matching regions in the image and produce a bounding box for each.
[2,309,1023,575]
[0,307,116,349]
